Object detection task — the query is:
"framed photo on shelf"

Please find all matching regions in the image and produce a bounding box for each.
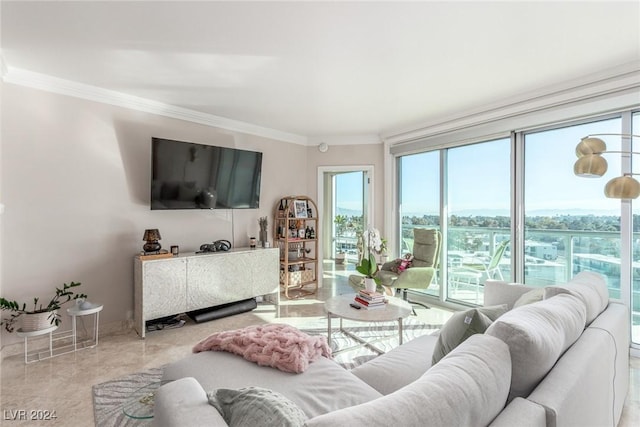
[294,200,308,218]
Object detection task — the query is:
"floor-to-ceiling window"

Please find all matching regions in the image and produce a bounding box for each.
[447,139,511,305]
[632,112,640,345]
[320,167,372,265]
[393,109,639,347]
[333,171,366,263]
[397,151,440,297]
[524,118,622,294]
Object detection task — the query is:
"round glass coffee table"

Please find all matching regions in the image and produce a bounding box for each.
[324,293,412,355]
[122,380,172,419]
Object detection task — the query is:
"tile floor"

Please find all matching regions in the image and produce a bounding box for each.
[0,261,638,426]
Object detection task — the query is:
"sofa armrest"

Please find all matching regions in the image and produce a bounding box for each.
[484,280,535,309]
[153,377,227,427]
[527,328,615,427]
[488,397,546,427]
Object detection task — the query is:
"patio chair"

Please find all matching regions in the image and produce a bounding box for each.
[452,239,509,280]
[375,228,441,312]
[449,240,509,302]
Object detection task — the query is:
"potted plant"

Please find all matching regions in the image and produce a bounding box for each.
[355,227,386,292]
[0,281,87,332]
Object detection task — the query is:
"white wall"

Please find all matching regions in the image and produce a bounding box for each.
[0,83,309,346]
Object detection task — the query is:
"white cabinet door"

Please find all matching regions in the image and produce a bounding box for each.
[186,252,253,310]
[251,248,280,298]
[186,249,279,311]
[142,258,187,320]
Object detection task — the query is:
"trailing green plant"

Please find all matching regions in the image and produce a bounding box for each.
[0,282,87,332]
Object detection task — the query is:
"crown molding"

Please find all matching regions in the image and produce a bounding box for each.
[2,66,308,145]
[383,61,640,145]
[308,134,382,146]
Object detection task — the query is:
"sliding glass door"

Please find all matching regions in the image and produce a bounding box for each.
[321,168,372,265]
[632,112,640,345]
[447,139,511,305]
[523,118,622,294]
[333,171,367,263]
[394,110,640,346]
[398,151,440,297]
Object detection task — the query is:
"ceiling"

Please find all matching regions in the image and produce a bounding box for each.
[2,1,639,144]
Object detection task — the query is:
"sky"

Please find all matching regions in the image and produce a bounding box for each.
[336,115,638,217]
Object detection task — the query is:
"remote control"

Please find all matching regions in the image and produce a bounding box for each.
[349,303,361,309]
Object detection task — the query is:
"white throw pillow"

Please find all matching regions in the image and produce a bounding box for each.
[486,293,587,401]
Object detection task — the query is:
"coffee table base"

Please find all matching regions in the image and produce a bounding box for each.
[327,315,404,356]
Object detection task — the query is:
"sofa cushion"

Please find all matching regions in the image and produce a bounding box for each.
[485,293,587,401]
[306,334,511,427]
[154,377,227,427]
[513,288,544,308]
[484,280,536,309]
[207,386,307,427]
[431,304,508,364]
[162,350,382,418]
[488,397,546,427]
[543,271,609,325]
[351,333,439,395]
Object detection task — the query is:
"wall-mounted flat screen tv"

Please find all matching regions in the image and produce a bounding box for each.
[151,137,262,210]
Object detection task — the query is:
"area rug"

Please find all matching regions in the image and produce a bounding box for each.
[92,318,441,426]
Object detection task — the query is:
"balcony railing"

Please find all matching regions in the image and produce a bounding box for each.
[400,224,639,307]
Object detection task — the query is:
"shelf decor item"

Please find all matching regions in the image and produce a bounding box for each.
[259,216,268,247]
[0,281,87,332]
[142,228,162,253]
[294,200,308,218]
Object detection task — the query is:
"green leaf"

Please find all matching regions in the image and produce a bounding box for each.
[356,253,379,278]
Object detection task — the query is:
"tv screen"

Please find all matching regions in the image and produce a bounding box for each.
[151,138,262,210]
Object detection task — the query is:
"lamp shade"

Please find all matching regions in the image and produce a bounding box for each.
[575,137,607,157]
[573,155,608,177]
[604,176,640,199]
[143,229,161,241]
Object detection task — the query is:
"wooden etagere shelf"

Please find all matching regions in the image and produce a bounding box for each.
[274,196,319,299]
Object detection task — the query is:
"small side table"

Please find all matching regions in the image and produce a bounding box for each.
[67,304,103,350]
[16,325,59,364]
[122,380,173,419]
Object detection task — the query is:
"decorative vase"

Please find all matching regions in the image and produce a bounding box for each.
[260,230,268,247]
[21,311,56,332]
[364,277,377,293]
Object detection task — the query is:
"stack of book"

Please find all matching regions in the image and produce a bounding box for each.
[354,289,388,310]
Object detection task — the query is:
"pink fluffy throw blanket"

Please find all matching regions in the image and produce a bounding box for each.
[192,324,332,373]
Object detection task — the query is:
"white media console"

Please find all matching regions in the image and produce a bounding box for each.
[133,247,279,338]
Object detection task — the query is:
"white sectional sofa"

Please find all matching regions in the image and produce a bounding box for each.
[154,271,629,427]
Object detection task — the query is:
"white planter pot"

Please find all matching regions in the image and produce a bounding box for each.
[364,278,377,293]
[21,311,56,332]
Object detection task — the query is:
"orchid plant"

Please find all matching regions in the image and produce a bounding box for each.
[355,227,386,280]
